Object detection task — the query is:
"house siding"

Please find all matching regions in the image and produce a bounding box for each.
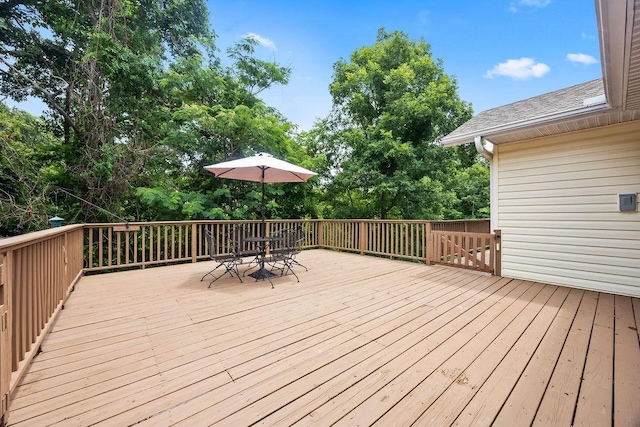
[495,121,640,296]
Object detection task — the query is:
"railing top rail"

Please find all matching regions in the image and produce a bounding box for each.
[319,219,488,224]
[320,219,428,224]
[1,218,490,251]
[430,219,490,223]
[432,230,494,236]
[0,224,85,252]
[84,219,323,228]
[78,218,491,226]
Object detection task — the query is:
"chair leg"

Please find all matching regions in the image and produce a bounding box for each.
[201,263,225,282]
[290,257,308,271]
[234,262,244,283]
[242,256,260,276]
[291,255,309,271]
[283,258,299,282]
[206,260,243,288]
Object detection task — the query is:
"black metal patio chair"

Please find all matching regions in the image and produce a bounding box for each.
[201,229,243,287]
[235,224,266,278]
[287,226,308,272]
[233,224,261,261]
[266,228,306,282]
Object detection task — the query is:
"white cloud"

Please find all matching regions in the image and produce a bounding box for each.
[581,32,595,40]
[244,32,277,51]
[418,10,430,25]
[510,0,551,12]
[519,0,551,7]
[484,57,550,80]
[567,53,597,65]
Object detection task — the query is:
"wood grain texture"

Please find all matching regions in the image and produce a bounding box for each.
[6,250,640,427]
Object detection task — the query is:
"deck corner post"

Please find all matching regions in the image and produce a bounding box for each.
[494,229,502,276]
[1,393,8,427]
[425,221,433,265]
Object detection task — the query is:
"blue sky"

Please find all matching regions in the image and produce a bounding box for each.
[209,0,602,131]
[8,1,601,133]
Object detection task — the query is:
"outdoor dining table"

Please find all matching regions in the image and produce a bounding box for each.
[243,235,284,280]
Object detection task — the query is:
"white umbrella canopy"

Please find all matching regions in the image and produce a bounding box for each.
[204,152,317,225]
[204,152,316,183]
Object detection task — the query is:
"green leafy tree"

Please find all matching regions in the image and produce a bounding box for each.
[319,28,474,219]
[0,0,213,223]
[0,104,64,235]
[1,1,319,226]
[133,47,321,221]
[450,159,490,219]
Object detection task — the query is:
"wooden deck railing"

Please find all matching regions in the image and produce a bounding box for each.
[81,219,490,271]
[429,229,501,275]
[0,218,495,423]
[320,220,428,261]
[83,220,320,271]
[0,226,84,424]
[430,219,491,233]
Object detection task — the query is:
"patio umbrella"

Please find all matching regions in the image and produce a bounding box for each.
[204,152,317,228]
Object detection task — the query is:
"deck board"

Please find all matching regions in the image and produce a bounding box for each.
[408,284,559,427]
[533,291,598,426]
[573,292,614,427]
[613,295,640,426]
[7,249,640,426]
[451,285,570,426]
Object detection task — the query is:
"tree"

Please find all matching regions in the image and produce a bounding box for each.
[0,0,214,223]
[319,28,474,219]
[1,1,318,227]
[450,158,490,219]
[132,47,322,221]
[0,104,63,235]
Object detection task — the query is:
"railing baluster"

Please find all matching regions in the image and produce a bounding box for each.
[76,219,491,271]
[107,228,112,267]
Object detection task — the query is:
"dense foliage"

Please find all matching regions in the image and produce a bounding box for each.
[304,29,488,220]
[0,4,489,237]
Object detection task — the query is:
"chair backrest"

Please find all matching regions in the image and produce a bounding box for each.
[231,225,244,251]
[291,226,305,254]
[270,228,288,251]
[276,229,300,255]
[204,229,217,257]
[204,229,226,260]
[233,224,259,254]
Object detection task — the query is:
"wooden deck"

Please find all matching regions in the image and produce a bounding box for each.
[6,250,640,426]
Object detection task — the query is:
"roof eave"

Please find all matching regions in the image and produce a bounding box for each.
[441,102,612,146]
[596,0,634,110]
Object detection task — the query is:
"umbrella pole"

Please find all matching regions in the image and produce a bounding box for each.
[261,180,266,237]
[261,168,266,237]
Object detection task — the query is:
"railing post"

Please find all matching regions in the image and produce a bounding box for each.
[494,229,502,276]
[191,224,197,263]
[0,251,11,426]
[88,227,94,270]
[318,220,324,248]
[359,221,366,256]
[63,231,69,290]
[425,221,433,265]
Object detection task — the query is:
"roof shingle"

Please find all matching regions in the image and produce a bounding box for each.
[442,79,605,145]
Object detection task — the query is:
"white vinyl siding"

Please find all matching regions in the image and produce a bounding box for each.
[495,121,640,296]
